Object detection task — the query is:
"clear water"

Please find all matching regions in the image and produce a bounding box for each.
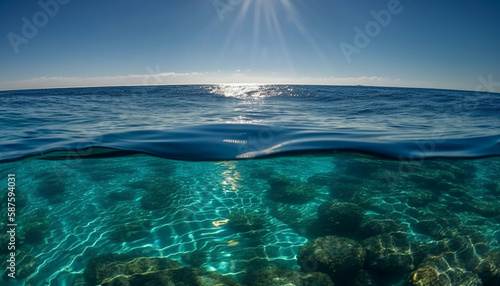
[0,85,499,285]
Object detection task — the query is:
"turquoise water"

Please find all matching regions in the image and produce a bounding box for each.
[1,85,500,285]
[1,154,500,285]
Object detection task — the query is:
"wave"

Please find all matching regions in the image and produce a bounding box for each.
[1,124,500,162]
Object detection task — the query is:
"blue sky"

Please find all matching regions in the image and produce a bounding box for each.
[1,0,499,91]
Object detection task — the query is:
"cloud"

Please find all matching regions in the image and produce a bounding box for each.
[0,72,402,91]
[0,71,205,90]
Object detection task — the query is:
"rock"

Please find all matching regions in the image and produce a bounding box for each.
[84,254,181,285]
[407,189,437,207]
[21,219,51,244]
[446,187,472,199]
[353,269,380,286]
[484,181,500,195]
[361,218,402,237]
[101,267,242,286]
[181,250,207,268]
[407,265,450,286]
[245,266,334,286]
[267,175,317,204]
[317,201,364,231]
[227,212,265,232]
[297,235,365,284]
[412,218,461,239]
[362,232,414,273]
[474,251,500,286]
[466,200,500,218]
[1,250,37,279]
[71,274,87,286]
[409,254,482,286]
[434,232,488,271]
[409,242,432,269]
[241,246,270,272]
[411,204,461,239]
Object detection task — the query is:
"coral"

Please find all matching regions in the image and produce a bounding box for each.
[317,200,364,232]
[474,250,500,286]
[361,232,414,273]
[84,254,181,285]
[181,250,207,268]
[407,189,437,207]
[227,212,266,233]
[429,230,489,271]
[360,217,403,237]
[1,250,37,280]
[411,203,461,239]
[353,269,380,286]
[409,254,482,286]
[101,267,242,286]
[21,219,51,244]
[84,253,240,286]
[245,266,334,286]
[407,265,449,286]
[71,274,87,286]
[297,235,365,283]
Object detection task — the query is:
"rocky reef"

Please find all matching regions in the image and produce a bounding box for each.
[286,157,500,286]
[227,212,266,233]
[245,266,334,286]
[297,235,366,284]
[317,201,364,233]
[82,253,241,286]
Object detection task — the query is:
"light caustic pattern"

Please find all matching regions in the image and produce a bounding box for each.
[2,154,500,285]
[3,155,333,285]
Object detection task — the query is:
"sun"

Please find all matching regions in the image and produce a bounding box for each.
[215,0,324,74]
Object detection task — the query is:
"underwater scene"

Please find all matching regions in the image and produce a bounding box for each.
[1,85,500,286]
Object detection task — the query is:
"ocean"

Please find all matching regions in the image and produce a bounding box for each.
[0,85,499,286]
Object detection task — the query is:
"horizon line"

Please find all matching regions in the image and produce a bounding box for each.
[0,82,491,94]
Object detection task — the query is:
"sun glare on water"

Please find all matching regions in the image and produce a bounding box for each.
[210,84,266,99]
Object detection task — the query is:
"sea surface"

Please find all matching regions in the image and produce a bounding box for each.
[0,85,499,286]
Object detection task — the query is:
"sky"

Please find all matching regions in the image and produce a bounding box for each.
[0,0,499,91]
